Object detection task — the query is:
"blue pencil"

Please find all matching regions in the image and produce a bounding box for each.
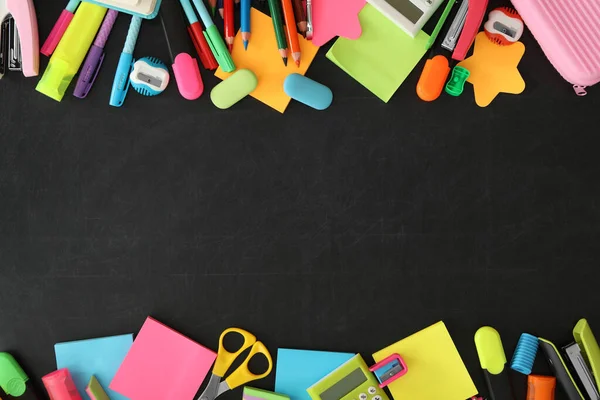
[241,0,251,49]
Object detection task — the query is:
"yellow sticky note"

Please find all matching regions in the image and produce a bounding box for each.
[215,8,320,113]
[373,321,477,400]
[458,32,525,107]
[326,4,429,102]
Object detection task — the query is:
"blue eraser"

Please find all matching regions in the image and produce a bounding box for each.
[284,74,333,110]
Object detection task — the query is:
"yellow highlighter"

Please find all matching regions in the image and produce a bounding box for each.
[474,327,515,400]
[36,2,107,101]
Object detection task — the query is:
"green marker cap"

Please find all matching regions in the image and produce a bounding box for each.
[204,25,236,73]
[0,353,29,397]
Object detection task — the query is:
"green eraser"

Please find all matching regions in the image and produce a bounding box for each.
[211,69,258,109]
[86,375,110,400]
[243,387,290,400]
[0,353,28,397]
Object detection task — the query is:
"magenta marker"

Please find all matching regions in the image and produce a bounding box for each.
[41,0,81,56]
[74,9,119,98]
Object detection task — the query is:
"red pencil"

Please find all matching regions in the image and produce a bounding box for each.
[224,0,235,52]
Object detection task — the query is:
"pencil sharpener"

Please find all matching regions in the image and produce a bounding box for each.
[484,7,524,45]
[368,353,408,388]
[129,57,170,96]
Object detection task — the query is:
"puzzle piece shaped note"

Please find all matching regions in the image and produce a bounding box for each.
[458,32,525,107]
[311,0,366,46]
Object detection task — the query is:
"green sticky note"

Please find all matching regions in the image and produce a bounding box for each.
[244,387,290,400]
[326,4,430,102]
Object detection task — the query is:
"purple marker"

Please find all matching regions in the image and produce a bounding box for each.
[73,9,119,99]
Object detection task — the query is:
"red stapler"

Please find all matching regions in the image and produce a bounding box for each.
[452,0,488,61]
[0,0,39,79]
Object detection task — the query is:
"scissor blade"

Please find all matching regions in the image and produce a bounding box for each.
[198,374,222,400]
[216,381,231,397]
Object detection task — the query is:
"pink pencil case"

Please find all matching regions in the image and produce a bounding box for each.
[511,0,600,96]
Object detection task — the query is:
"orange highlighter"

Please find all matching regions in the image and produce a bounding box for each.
[527,375,556,400]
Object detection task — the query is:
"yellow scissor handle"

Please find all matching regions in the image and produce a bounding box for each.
[224,340,273,390]
[213,328,257,377]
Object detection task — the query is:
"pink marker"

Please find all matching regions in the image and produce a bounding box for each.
[42,368,83,400]
[41,0,80,56]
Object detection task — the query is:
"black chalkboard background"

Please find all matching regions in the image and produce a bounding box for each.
[1,0,599,399]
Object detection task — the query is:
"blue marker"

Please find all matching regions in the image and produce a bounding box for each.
[110,16,142,107]
[241,0,251,50]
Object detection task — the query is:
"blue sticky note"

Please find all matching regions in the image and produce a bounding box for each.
[275,349,355,400]
[55,334,134,400]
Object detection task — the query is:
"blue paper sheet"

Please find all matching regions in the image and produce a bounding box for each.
[275,349,355,400]
[55,334,134,400]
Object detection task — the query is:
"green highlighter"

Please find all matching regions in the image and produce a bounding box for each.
[86,376,110,400]
[0,353,31,398]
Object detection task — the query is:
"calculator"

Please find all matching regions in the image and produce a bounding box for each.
[366,0,445,37]
[307,355,390,400]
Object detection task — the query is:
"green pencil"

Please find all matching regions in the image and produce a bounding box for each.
[426,0,457,50]
[267,0,288,65]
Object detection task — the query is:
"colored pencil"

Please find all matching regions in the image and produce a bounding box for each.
[292,0,306,36]
[208,0,217,16]
[224,0,235,51]
[281,0,301,66]
[241,0,251,49]
[266,0,288,65]
[218,0,224,18]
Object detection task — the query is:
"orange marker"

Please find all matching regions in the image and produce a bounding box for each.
[281,0,301,66]
[527,375,556,400]
[416,55,451,101]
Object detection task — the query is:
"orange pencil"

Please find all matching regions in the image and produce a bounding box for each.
[281,0,301,66]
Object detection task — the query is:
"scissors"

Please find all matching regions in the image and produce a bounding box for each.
[198,328,273,400]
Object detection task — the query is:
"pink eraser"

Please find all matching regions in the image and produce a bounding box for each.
[41,9,74,56]
[172,53,203,100]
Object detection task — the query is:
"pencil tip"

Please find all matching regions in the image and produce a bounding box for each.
[228,44,233,52]
[283,57,288,66]
[243,40,248,50]
[295,60,300,67]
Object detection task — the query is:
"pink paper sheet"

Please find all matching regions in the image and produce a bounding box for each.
[110,317,217,400]
[311,0,366,46]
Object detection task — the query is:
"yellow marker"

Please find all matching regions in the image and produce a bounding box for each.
[36,3,107,101]
[474,327,515,400]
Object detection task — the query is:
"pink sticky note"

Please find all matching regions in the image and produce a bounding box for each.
[311,0,366,47]
[110,317,217,400]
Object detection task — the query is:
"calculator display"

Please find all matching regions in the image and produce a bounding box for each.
[320,368,368,400]
[384,0,424,23]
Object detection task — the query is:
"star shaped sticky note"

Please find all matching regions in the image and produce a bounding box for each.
[311,0,366,47]
[458,32,525,107]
